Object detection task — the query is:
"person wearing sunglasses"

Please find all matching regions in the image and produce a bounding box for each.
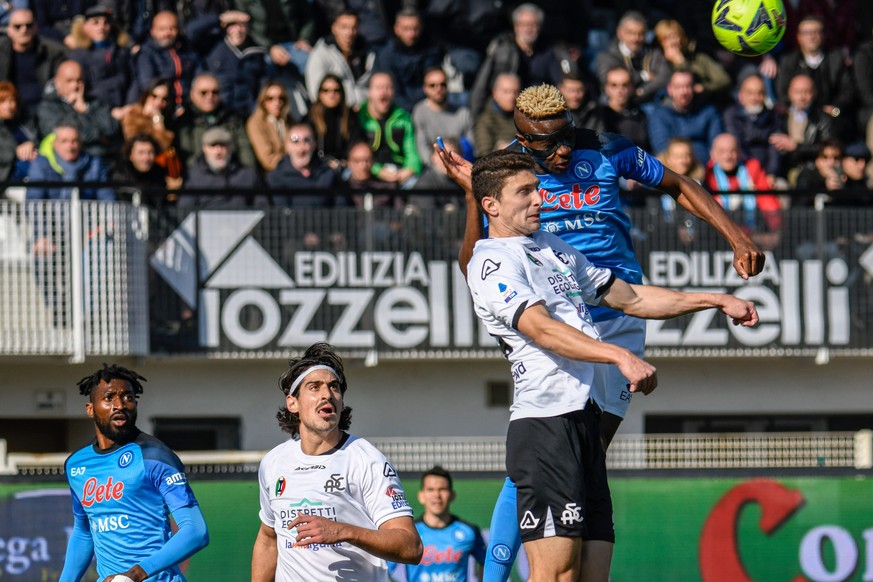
[175,73,256,169]
[0,8,68,114]
[439,83,765,582]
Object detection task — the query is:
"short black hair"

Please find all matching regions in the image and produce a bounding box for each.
[77,363,146,399]
[421,465,453,489]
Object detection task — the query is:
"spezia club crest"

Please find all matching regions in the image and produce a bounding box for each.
[573,161,593,180]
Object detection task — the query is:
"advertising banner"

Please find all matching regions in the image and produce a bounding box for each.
[147,207,873,357]
[3,476,872,581]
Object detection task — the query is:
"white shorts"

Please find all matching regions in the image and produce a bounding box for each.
[590,315,646,418]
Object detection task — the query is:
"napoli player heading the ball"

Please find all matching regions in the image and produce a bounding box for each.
[60,364,209,582]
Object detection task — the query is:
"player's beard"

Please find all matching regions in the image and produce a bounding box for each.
[95,409,138,444]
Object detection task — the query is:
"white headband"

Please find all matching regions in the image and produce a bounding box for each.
[288,365,340,395]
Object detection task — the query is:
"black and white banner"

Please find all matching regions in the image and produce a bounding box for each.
[148,208,873,356]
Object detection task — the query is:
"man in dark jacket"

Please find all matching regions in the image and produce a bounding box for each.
[775,16,853,133]
[769,73,836,179]
[179,126,262,208]
[469,3,579,116]
[36,60,119,161]
[201,12,267,116]
[133,11,198,110]
[69,5,132,113]
[175,73,256,168]
[723,73,781,179]
[376,10,440,112]
[267,121,340,206]
[594,10,670,105]
[0,8,68,113]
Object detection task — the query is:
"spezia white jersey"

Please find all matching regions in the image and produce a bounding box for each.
[467,231,615,421]
[258,434,413,581]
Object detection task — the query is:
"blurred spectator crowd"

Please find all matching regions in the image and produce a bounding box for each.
[1,0,872,210]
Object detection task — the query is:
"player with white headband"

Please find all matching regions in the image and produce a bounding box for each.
[251,342,423,581]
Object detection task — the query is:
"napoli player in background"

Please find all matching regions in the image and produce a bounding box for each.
[437,83,765,581]
[391,465,486,581]
[60,364,209,582]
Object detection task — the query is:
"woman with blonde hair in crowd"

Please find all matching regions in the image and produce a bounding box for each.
[246,81,297,173]
[654,19,731,103]
[305,73,362,171]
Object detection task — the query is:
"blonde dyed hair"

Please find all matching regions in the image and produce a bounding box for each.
[515,84,567,121]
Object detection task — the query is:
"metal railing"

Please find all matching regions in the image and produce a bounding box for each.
[3,431,870,477]
[0,197,149,360]
[3,192,873,358]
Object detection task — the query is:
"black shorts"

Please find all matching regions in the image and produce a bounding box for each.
[506,402,614,543]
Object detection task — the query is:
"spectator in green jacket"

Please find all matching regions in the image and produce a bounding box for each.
[358,71,422,188]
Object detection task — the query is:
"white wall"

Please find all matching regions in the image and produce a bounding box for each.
[0,355,869,451]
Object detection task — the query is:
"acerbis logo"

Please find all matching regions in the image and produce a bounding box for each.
[294,465,326,472]
[520,511,540,529]
[118,452,133,468]
[573,161,593,180]
[383,463,397,477]
[481,259,501,280]
[491,543,512,563]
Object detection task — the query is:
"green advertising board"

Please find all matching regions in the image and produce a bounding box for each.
[2,476,871,581]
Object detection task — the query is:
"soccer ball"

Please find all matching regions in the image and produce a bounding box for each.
[711,0,787,56]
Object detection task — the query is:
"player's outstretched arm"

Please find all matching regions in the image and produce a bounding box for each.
[517,303,658,394]
[434,144,481,278]
[289,514,423,564]
[600,278,759,326]
[658,167,765,279]
[251,522,279,582]
[59,510,94,582]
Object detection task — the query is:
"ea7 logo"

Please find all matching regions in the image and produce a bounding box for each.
[165,472,187,486]
[70,467,86,477]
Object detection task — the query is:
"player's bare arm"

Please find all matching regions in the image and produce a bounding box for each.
[101,566,147,582]
[599,277,759,326]
[435,144,480,277]
[658,168,765,279]
[289,515,423,564]
[516,303,658,395]
[251,522,279,582]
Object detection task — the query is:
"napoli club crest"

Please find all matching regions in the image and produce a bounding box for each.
[573,161,593,180]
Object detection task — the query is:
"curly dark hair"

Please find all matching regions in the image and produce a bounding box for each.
[277,343,353,437]
[77,363,146,400]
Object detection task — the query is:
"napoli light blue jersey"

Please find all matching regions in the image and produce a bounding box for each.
[511,130,665,321]
[399,516,485,582]
[64,431,199,581]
